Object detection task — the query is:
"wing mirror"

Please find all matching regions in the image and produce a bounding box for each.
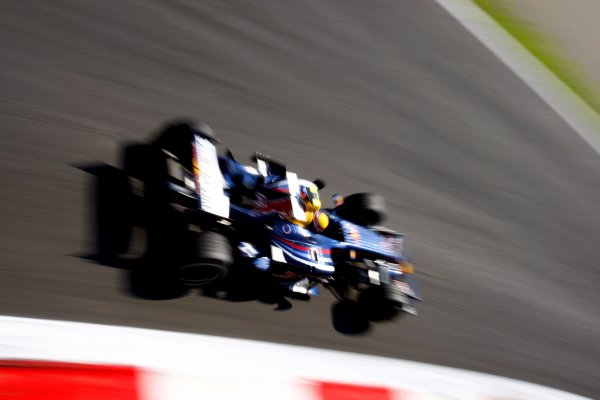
[331,193,344,207]
[313,179,326,190]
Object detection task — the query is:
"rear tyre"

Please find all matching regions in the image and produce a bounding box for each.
[123,144,156,181]
[137,148,176,254]
[336,193,386,226]
[96,167,132,262]
[178,231,232,287]
[153,120,217,170]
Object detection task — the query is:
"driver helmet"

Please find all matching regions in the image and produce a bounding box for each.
[298,180,321,212]
[293,180,329,232]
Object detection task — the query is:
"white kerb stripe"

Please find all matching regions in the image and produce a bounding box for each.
[0,315,590,399]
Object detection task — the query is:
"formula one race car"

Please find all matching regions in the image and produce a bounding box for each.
[120,120,421,319]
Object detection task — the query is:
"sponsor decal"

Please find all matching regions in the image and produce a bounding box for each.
[282,224,292,235]
[349,227,361,241]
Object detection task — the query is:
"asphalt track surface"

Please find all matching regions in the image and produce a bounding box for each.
[1,1,599,397]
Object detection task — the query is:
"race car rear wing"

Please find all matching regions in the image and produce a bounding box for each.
[192,134,230,218]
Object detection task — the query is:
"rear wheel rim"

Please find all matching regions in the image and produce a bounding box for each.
[178,262,225,287]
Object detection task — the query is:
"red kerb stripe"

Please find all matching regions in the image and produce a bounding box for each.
[316,381,393,400]
[0,360,140,400]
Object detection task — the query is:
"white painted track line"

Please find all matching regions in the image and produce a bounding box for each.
[435,0,600,156]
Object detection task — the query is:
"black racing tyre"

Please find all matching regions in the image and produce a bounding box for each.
[336,192,386,226]
[358,286,398,321]
[331,301,370,334]
[178,231,232,287]
[197,231,234,264]
[123,144,160,181]
[95,167,132,262]
[153,120,217,169]
[137,147,176,254]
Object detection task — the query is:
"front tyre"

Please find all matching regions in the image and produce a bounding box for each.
[335,193,386,226]
[358,286,398,321]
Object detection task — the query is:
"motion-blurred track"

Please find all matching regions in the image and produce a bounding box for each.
[1,1,599,397]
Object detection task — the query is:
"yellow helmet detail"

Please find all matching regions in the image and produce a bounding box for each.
[304,211,314,224]
[312,211,329,232]
[307,197,321,211]
[299,181,322,212]
[289,211,313,228]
